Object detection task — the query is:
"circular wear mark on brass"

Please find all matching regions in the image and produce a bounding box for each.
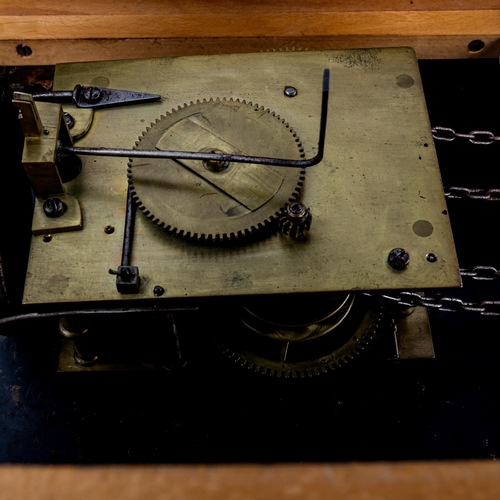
[412,220,434,237]
[90,76,110,88]
[396,74,415,88]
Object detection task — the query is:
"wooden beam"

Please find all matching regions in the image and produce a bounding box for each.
[1,1,498,62]
[1,10,499,40]
[3,35,500,66]
[1,461,499,500]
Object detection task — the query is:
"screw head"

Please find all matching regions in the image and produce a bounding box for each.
[288,202,306,216]
[16,44,33,57]
[203,149,230,173]
[104,225,115,234]
[43,197,67,218]
[82,86,102,103]
[426,253,437,263]
[284,86,298,97]
[154,285,165,297]
[64,112,75,129]
[388,248,410,271]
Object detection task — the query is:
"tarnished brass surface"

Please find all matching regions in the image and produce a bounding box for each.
[13,92,43,137]
[23,49,460,305]
[14,99,67,195]
[395,305,435,359]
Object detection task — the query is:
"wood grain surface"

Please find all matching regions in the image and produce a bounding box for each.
[2,35,500,65]
[1,461,499,499]
[1,8,499,39]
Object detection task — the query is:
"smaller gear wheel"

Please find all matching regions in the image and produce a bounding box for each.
[216,294,387,378]
[128,98,306,242]
[279,202,312,238]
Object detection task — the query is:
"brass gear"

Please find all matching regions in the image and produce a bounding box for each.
[128,99,306,241]
[217,294,387,378]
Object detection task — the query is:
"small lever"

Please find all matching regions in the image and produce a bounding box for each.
[32,85,161,109]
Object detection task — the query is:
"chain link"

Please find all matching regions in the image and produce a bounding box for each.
[444,186,500,201]
[379,124,500,316]
[432,126,500,145]
[460,266,500,281]
[366,292,500,317]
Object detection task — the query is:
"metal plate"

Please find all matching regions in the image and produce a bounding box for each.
[23,49,460,305]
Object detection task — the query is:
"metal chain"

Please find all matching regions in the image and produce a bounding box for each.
[384,125,500,315]
[365,267,500,316]
[432,126,500,145]
[444,186,500,201]
[367,292,500,317]
[460,266,500,281]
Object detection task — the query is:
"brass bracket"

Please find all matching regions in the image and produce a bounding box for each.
[13,93,83,234]
[31,194,83,235]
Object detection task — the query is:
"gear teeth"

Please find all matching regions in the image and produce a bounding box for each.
[216,297,387,378]
[129,98,306,242]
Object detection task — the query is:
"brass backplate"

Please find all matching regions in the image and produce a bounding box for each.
[23,49,460,305]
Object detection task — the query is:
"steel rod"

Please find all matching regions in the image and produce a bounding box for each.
[0,305,198,327]
[32,90,73,102]
[121,185,136,267]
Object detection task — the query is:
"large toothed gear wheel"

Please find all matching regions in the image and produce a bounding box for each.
[128,99,306,241]
[217,294,388,378]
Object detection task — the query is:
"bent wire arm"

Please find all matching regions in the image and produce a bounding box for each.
[59,69,330,169]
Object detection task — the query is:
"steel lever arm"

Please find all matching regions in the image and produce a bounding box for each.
[33,85,161,109]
